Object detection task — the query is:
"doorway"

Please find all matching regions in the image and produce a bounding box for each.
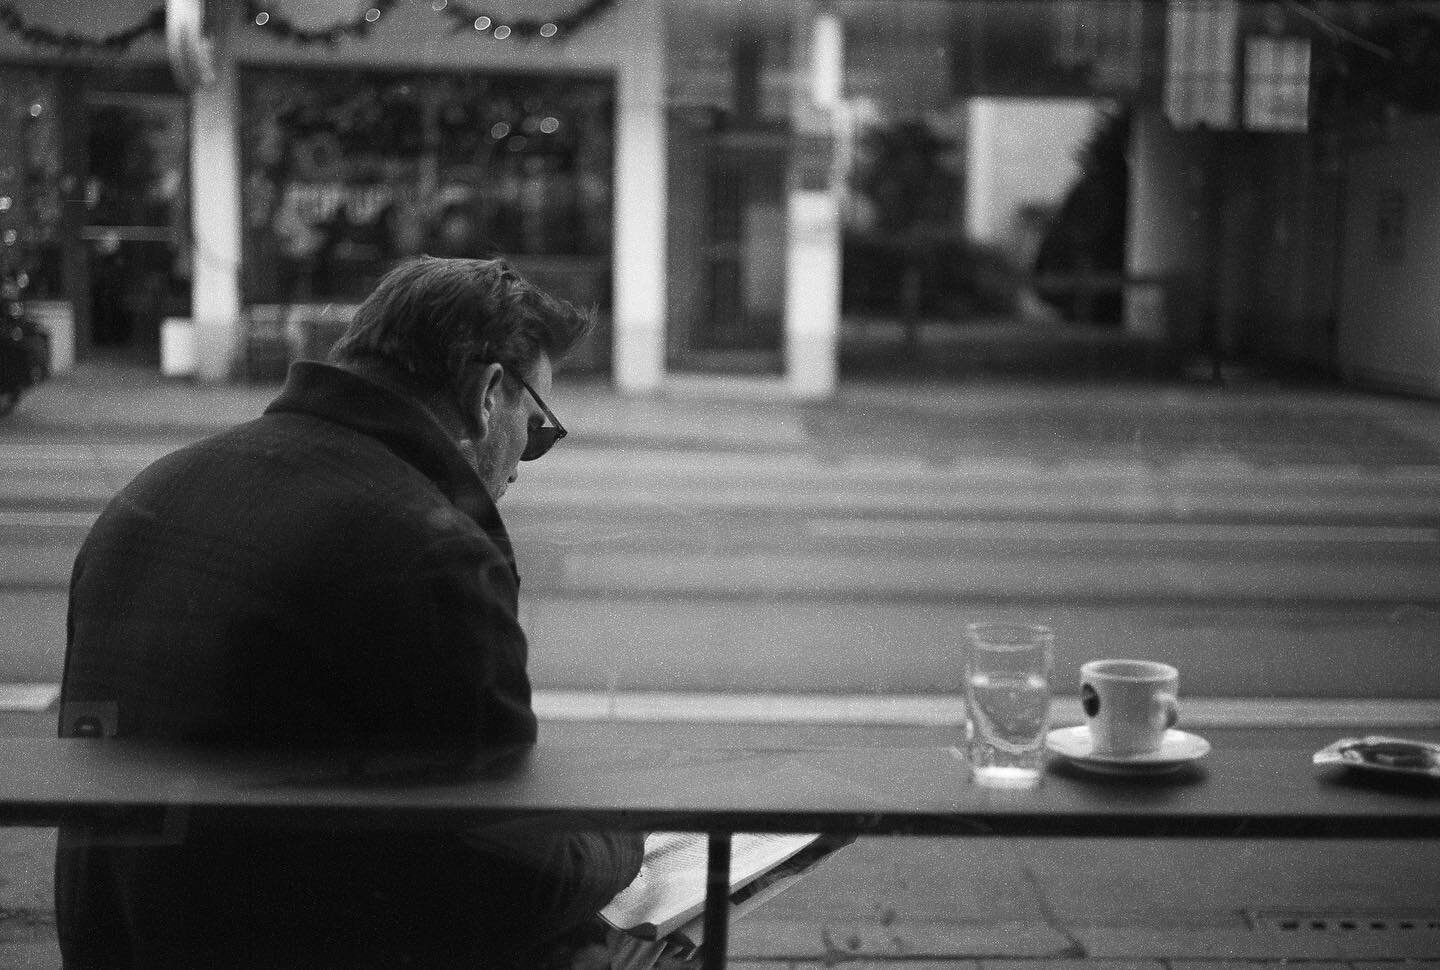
[665,121,789,375]
[79,92,190,365]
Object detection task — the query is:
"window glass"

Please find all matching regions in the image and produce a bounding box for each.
[0,68,64,299]
[3,2,1440,966]
[240,69,613,305]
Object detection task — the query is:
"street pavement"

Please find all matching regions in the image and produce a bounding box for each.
[4,335,1440,704]
[2,328,1440,966]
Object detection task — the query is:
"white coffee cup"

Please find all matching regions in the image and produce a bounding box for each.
[1079,659,1179,757]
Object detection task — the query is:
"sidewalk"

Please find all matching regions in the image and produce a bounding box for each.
[6,332,1440,474]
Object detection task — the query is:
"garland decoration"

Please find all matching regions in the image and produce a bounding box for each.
[244,0,620,45]
[0,3,165,53]
[244,0,401,46]
[436,0,620,42]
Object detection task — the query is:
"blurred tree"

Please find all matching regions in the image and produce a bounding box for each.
[852,119,961,235]
[1313,8,1440,140]
[1032,106,1130,326]
[844,118,1015,328]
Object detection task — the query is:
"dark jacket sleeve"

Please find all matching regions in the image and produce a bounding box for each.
[339,514,647,938]
[321,511,538,747]
[463,819,646,933]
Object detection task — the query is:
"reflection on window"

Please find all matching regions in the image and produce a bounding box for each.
[1165,0,1240,130]
[1244,35,1311,132]
[240,69,613,304]
[0,68,64,299]
[85,100,187,228]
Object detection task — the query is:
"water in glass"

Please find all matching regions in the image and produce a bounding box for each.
[964,623,1053,785]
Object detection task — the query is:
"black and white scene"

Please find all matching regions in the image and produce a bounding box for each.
[1,1,1438,968]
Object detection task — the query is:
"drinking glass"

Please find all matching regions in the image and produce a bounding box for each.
[964,622,1054,785]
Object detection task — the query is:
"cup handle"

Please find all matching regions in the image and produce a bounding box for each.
[1158,693,1179,729]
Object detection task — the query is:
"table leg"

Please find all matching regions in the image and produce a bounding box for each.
[701,831,732,970]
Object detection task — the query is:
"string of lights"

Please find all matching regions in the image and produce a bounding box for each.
[243,0,402,46]
[243,0,619,46]
[435,0,620,42]
[0,2,165,53]
[0,1,621,52]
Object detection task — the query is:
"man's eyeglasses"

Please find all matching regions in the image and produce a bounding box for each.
[509,371,567,461]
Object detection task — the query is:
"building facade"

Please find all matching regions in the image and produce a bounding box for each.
[1,0,1437,398]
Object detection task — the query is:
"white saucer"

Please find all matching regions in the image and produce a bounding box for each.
[1045,725,1210,775]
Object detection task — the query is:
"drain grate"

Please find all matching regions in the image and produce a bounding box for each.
[1252,911,1440,933]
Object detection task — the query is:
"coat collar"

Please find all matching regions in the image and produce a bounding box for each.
[264,361,511,550]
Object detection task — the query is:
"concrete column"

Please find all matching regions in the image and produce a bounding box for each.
[784,2,843,400]
[189,39,242,382]
[785,189,841,398]
[964,100,1000,243]
[612,0,666,395]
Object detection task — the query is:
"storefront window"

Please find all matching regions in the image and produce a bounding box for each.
[0,68,64,300]
[833,1,1148,333]
[240,69,613,306]
[665,1,796,370]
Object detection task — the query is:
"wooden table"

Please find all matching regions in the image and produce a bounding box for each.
[2,736,1437,968]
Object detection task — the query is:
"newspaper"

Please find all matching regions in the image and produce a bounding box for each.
[599,832,823,941]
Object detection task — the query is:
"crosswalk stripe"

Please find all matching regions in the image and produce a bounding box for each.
[6,441,1440,482]
[805,519,1440,543]
[0,511,98,529]
[0,683,60,712]
[9,684,1430,727]
[555,551,1440,601]
[534,693,1440,728]
[1,509,1435,544]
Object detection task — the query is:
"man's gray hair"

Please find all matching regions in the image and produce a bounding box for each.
[328,255,594,408]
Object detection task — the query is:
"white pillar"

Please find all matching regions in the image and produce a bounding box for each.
[189,47,242,383]
[785,3,843,400]
[810,7,844,108]
[786,189,841,398]
[964,100,999,243]
[612,0,666,395]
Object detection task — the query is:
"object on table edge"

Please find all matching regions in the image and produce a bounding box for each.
[1312,736,1440,779]
[600,832,849,947]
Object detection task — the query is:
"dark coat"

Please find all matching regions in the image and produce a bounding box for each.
[55,361,643,969]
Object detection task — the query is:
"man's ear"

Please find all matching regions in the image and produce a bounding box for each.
[468,362,506,439]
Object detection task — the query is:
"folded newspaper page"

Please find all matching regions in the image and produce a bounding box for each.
[599,832,822,940]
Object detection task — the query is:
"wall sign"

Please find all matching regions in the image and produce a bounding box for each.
[1243,35,1309,132]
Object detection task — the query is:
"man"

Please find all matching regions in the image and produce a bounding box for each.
[55,257,644,968]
